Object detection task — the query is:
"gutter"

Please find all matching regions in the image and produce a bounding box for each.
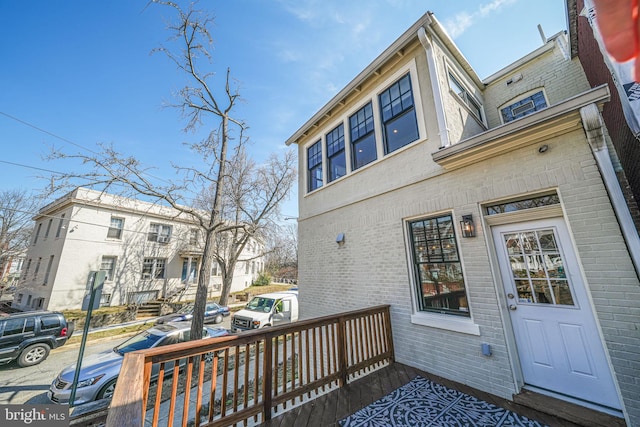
[580,103,640,277]
[418,25,450,148]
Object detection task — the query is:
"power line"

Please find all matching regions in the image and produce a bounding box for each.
[0,111,99,155]
[0,159,66,175]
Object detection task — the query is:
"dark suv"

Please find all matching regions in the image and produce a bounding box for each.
[0,311,74,367]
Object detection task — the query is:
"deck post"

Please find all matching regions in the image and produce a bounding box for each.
[106,352,147,427]
[336,316,348,387]
[263,335,273,421]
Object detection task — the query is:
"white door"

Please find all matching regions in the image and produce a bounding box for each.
[493,218,620,410]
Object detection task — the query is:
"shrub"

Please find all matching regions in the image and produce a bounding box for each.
[253,272,271,286]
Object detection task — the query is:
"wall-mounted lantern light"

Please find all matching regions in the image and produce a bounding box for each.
[336,233,345,246]
[460,215,475,238]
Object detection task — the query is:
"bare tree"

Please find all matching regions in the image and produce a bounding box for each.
[264,221,298,282]
[47,1,296,340]
[203,147,296,305]
[0,190,39,294]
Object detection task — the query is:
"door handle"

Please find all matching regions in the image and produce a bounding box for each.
[509,304,517,311]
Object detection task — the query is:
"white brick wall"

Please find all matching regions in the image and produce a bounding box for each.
[298,126,640,418]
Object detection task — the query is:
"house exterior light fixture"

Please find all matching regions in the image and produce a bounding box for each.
[460,215,475,238]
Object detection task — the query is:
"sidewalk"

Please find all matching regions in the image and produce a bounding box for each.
[70,317,158,338]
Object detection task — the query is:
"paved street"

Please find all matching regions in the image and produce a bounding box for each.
[0,338,119,405]
[0,316,232,406]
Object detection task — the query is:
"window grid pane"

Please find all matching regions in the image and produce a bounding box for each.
[379,74,418,153]
[350,102,377,170]
[326,124,346,182]
[409,214,469,316]
[307,141,323,191]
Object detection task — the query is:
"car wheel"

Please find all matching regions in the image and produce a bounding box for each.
[17,343,50,367]
[97,379,117,400]
[214,314,223,324]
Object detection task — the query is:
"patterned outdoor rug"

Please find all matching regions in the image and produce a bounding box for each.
[339,376,548,427]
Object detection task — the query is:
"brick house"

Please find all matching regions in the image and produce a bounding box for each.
[286,12,640,425]
[13,188,264,311]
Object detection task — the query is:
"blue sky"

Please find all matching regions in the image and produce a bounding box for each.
[0,0,568,218]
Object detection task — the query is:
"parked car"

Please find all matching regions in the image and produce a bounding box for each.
[48,322,228,405]
[231,290,299,332]
[0,311,74,367]
[155,302,230,325]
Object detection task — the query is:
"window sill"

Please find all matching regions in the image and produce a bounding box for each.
[410,312,480,336]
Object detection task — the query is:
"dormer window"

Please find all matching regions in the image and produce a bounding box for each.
[500,90,547,123]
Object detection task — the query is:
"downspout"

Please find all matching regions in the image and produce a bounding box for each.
[418,24,450,148]
[580,103,640,275]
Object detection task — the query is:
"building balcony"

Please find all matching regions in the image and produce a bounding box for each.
[68,305,624,427]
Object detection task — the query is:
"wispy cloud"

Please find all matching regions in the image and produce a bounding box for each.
[443,0,517,39]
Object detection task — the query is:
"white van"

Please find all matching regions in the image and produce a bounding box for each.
[231,291,299,332]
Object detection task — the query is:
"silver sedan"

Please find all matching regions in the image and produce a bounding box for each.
[47,322,228,405]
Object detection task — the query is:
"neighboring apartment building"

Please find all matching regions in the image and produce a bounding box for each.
[12,188,264,311]
[0,250,25,288]
[286,12,640,426]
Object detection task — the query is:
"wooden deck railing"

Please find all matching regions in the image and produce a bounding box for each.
[105,305,394,427]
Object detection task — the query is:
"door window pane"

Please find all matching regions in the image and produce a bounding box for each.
[503,229,575,306]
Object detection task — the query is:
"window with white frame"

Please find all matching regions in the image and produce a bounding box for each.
[44,219,53,239]
[55,213,66,238]
[379,73,419,153]
[101,256,117,281]
[307,140,323,192]
[44,255,54,285]
[349,102,377,170]
[142,258,166,279]
[500,90,547,123]
[326,124,346,182]
[407,214,470,316]
[448,72,483,121]
[33,257,42,280]
[189,228,199,245]
[100,293,112,307]
[33,223,42,245]
[107,217,124,239]
[148,223,172,243]
[23,259,32,280]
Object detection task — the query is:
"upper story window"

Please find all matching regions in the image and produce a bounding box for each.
[349,102,377,170]
[407,214,469,317]
[448,72,483,121]
[33,223,42,245]
[107,217,124,239]
[55,214,66,238]
[326,124,346,183]
[148,223,172,243]
[44,255,54,285]
[500,90,547,123]
[23,259,32,280]
[44,219,53,239]
[189,229,199,245]
[304,67,423,195]
[379,73,419,154]
[307,140,323,192]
